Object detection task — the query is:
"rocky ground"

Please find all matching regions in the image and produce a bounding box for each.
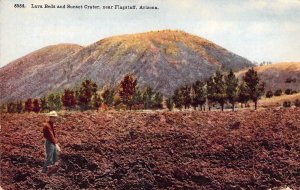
[1,108,300,190]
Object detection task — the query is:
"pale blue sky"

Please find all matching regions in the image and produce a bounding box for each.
[1,0,300,67]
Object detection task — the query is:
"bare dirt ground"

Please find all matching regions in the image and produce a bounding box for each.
[1,108,300,190]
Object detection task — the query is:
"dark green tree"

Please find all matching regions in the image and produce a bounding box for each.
[191,80,206,110]
[181,85,191,109]
[102,88,115,107]
[55,94,62,111]
[16,101,23,113]
[93,92,102,111]
[133,87,143,107]
[32,99,41,113]
[48,94,56,111]
[7,102,17,113]
[165,97,174,111]
[24,98,33,112]
[172,88,184,110]
[40,96,49,113]
[78,79,98,110]
[153,92,163,109]
[48,93,62,111]
[225,70,239,111]
[62,89,76,110]
[118,74,137,110]
[243,68,265,110]
[238,82,250,108]
[142,86,155,109]
[213,71,227,111]
[206,76,216,111]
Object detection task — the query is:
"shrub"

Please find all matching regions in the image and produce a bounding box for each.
[265,90,273,98]
[284,89,293,95]
[283,101,291,108]
[295,99,300,107]
[274,89,282,96]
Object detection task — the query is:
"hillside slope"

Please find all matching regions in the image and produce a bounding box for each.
[0,44,83,103]
[236,62,300,91]
[0,30,253,103]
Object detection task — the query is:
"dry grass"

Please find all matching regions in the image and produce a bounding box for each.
[236,62,300,76]
[91,30,222,63]
[258,92,300,108]
[255,62,300,72]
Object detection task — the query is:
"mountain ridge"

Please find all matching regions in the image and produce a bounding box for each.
[1,30,253,103]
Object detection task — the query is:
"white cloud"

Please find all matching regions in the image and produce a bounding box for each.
[250,0,300,11]
[248,22,272,34]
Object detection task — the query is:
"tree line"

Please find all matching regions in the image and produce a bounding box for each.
[1,68,265,113]
[166,68,265,111]
[1,74,163,113]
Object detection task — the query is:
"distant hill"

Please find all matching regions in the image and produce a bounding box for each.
[0,30,253,103]
[0,44,83,103]
[236,62,300,91]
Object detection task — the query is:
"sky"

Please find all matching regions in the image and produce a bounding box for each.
[0,0,300,67]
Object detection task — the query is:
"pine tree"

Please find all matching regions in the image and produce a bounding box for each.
[62,89,76,110]
[133,87,143,108]
[238,82,250,108]
[172,88,184,110]
[33,99,41,113]
[40,96,49,113]
[191,80,206,110]
[206,77,216,111]
[214,71,227,111]
[48,93,62,111]
[16,101,23,113]
[93,92,102,111]
[102,88,115,107]
[55,94,62,111]
[225,70,239,111]
[48,94,56,111]
[142,86,155,109]
[181,85,191,109]
[78,79,98,110]
[24,98,33,112]
[153,92,163,109]
[243,68,265,110]
[7,102,17,113]
[118,74,137,110]
[166,97,174,111]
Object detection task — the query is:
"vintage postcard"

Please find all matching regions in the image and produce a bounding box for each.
[0,0,299,189]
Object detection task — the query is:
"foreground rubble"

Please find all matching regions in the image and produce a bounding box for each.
[1,108,300,189]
